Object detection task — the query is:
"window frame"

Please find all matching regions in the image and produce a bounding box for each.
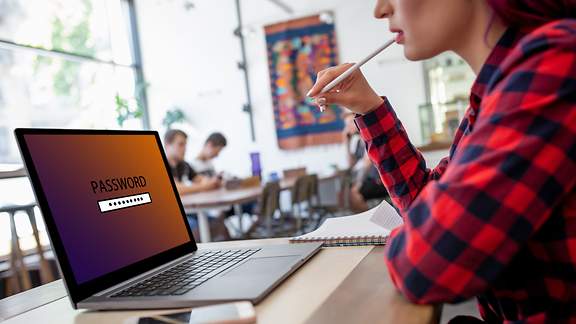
[0,0,150,130]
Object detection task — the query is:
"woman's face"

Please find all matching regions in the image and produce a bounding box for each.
[374,0,476,60]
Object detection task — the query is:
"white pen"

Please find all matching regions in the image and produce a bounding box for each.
[315,37,396,112]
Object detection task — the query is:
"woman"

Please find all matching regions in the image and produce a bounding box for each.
[308,0,576,322]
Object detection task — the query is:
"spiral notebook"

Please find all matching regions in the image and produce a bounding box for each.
[290,201,403,247]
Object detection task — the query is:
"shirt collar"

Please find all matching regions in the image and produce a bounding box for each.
[469,28,523,107]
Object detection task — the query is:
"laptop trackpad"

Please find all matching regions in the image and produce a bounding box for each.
[223,256,299,277]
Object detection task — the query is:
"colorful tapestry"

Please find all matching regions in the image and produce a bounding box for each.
[265,15,344,150]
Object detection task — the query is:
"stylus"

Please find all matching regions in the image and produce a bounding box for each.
[313,38,396,112]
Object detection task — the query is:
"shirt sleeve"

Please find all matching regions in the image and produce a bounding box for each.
[367,23,576,304]
[355,98,452,211]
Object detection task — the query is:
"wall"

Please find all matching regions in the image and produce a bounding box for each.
[135,0,428,177]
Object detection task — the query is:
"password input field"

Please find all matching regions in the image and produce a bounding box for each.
[97,193,151,213]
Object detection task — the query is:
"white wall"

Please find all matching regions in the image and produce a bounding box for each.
[136,0,428,177]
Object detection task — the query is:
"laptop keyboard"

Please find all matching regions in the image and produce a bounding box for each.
[111,248,260,297]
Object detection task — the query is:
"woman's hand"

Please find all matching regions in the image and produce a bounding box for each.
[307,63,384,115]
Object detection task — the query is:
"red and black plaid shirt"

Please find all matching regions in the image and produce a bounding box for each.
[356,20,576,323]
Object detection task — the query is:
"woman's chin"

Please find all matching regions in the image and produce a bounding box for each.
[404,45,436,61]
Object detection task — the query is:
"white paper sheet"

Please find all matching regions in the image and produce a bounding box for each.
[292,201,403,241]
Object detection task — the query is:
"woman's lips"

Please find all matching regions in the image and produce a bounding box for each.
[395,31,405,44]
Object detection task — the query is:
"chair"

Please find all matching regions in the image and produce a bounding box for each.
[0,203,55,295]
[282,167,307,180]
[309,175,346,227]
[290,175,317,233]
[336,169,354,212]
[247,181,283,238]
[224,176,262,238]
[307,173,352,227]
[330,169,356,213]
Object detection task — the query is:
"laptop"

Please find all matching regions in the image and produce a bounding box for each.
[15,128,322,310]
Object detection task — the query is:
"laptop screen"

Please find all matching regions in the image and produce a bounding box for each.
[23,133,192,284]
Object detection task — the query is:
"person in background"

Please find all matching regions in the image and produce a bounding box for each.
[164,129,221,194]
[191,132,255,233]
[308,0,575,322]
[191,132,227,177]
[164,129,230,240]
[343,111,389,212]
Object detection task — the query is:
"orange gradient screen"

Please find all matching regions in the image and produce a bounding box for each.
[24,134,191,284]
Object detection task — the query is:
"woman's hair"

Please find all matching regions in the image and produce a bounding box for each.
[487,0,576,28]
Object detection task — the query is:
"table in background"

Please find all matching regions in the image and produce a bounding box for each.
[0,239,440,324]
[180,174,340,243]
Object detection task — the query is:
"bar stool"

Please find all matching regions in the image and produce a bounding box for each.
[0,203,55,295]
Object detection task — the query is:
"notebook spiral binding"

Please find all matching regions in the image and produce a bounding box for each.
[289,235,389,247]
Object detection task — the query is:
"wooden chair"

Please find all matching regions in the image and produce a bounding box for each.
[223,176,262,238]
[290,172,355,232]
[290,175,316,233]
[337,169,354,211]
[246,181,282,238]
[313,170,355,216]
[282,167,307,180]
[307,175,337,226]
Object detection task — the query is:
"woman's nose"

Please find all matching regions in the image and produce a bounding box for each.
[374,0,393,19]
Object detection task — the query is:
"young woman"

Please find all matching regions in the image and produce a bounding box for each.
[308,0,575,322]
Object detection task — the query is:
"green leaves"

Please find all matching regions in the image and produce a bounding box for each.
[162,107,188,129]
[115,93,142,127]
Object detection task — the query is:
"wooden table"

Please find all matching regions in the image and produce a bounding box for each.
[179,174,340,243]
[0,239,440,324]
[180,186,263,243]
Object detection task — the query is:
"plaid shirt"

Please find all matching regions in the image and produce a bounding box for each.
[355,20,576,323]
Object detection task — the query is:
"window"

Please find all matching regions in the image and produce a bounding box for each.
[0,0,149,269]
[0,0,148,164]
[420,52,475,144]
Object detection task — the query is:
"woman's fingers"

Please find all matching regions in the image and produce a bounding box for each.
[307,63,354,97]
[313,92,341,111]
[314,97,327,111]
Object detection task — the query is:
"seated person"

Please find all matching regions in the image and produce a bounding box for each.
[191,132,227,177]
[164,129,221,194]
[190,132,255,227]
[164,129,230,240]
[342,112,389,212]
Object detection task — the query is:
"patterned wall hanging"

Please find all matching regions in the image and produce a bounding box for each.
[265,14,344,150]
